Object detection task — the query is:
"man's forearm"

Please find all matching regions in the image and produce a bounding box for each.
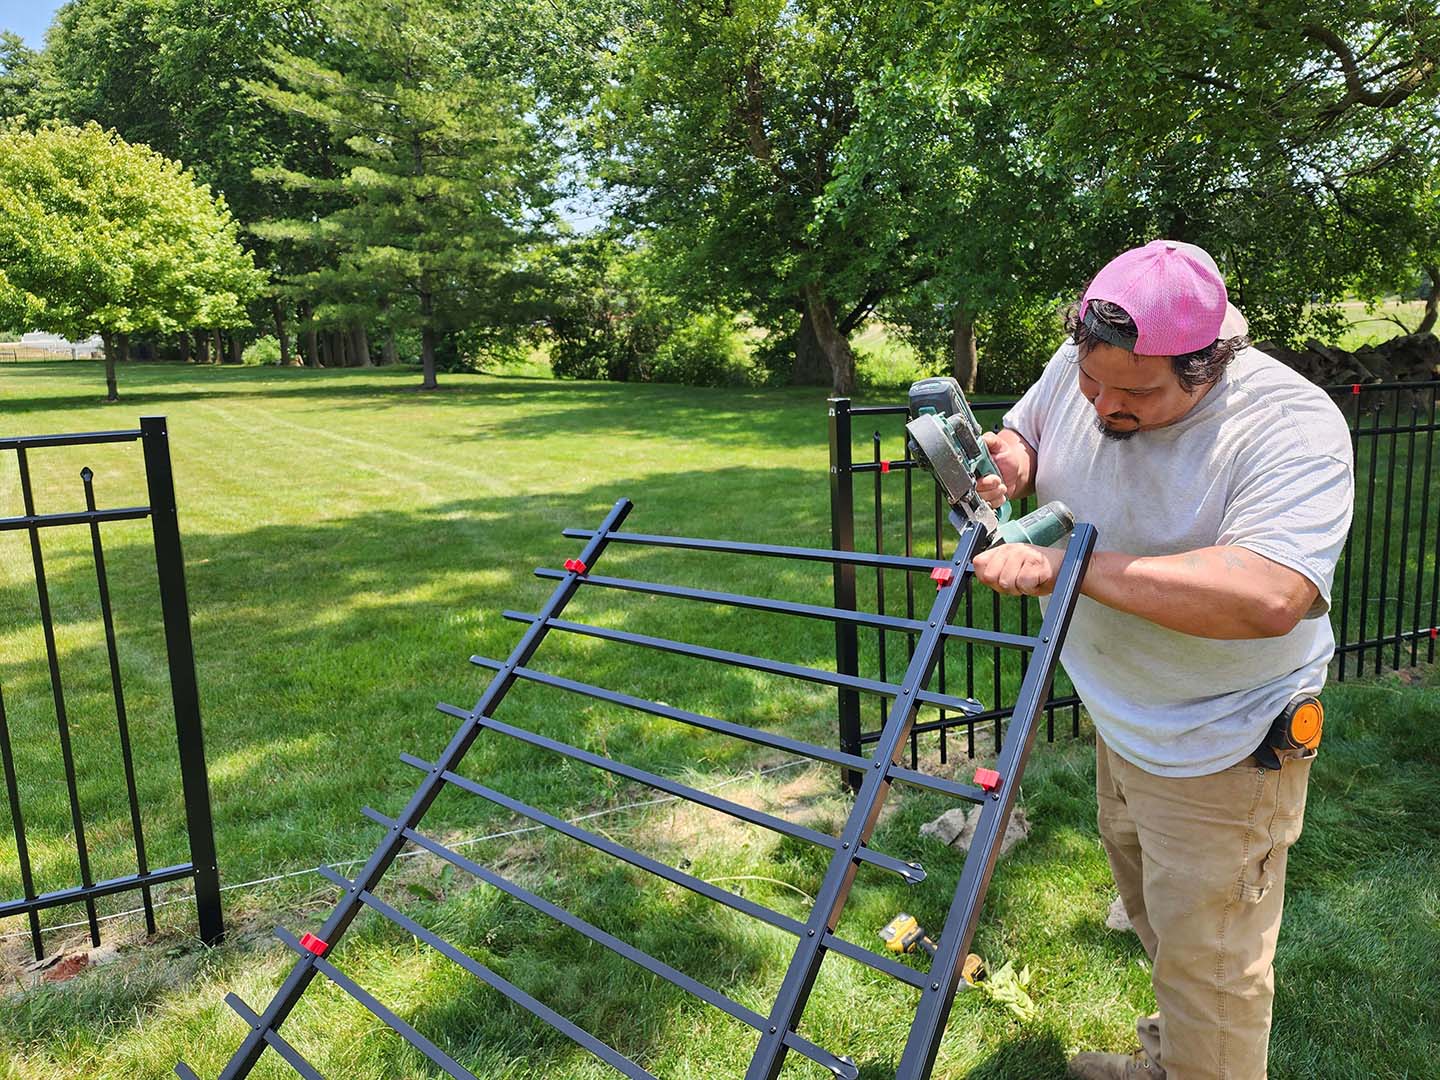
[1080,546,1317,639]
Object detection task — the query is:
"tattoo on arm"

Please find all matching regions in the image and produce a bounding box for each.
[1220,549,1251,571]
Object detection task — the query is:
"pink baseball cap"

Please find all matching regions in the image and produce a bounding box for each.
[1082,239,1229,356]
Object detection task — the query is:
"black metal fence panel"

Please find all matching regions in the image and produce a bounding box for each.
[0,416,222,960]
[828,380,1439,761]
[180,500,1096,1080]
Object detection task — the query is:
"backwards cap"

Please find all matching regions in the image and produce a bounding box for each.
[1081,239,1233,356]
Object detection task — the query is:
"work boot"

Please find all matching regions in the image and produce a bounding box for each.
[1136,1013,1163,1064]
[1066,1048,1165,1079]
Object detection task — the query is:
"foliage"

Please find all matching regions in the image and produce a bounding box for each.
[928,0,1440,347]
[545,237,754,386]
[242,334,282,365]
[248,0,553,389]
[590,2,911,393]
[0,121,264,398]
[975,297,1069,395]
[647,311,756,387]
[42,0,328,259]
[0,31,41,121]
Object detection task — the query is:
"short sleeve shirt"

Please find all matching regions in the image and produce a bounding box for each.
[1004,343,1354,776]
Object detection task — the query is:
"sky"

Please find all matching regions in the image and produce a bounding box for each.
[1,0,64,49]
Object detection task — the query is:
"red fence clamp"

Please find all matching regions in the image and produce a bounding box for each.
[930,567,953,589]
[1431,627,1438,640]
[973,767,1002,793]
[879,460,891,473]
[564,559,587,574]
[1352,383,1361,395]
[299,932,329,957]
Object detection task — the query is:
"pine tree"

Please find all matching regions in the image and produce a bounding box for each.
[248,0,550,388]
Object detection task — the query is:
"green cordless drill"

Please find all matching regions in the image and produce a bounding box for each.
[906,377,1075,549]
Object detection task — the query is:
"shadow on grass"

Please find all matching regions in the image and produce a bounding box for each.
[0,361,838,454]
[960,1027,1070,1079]
[0,466,847,909]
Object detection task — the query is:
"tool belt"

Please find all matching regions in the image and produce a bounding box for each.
[1254,695,1323,771]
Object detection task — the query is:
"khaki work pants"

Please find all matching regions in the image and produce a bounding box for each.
[1095,735,1311,1080]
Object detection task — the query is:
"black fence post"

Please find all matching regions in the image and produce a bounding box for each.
[140,416,223,947]
[828,398,862,791]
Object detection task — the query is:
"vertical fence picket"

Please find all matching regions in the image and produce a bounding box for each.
[15,446,102,946]
[0,684,44,958]
[83,466,156,934]
[1376,391,1400,675]
[872,433,888,737]
[1427,385,1439,665]
[1393,397,1416,672]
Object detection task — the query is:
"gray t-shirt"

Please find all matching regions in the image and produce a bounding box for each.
[1004,343,1354,777]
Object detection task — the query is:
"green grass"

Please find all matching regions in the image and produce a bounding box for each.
[0,360,1436,1079]
[1333,299,1430,351]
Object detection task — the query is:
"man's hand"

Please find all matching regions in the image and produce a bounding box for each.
[971,542,1065,597]
[976,430,1033,509]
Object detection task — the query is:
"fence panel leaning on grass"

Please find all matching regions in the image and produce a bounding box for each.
[828,380,1440,768]
[0,416,222,961]
[179,498,1096,1080]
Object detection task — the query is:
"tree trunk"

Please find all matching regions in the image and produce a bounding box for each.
[332,329,350,368]
[379,298,398,364]
[791,307,831,386]
[300,301,320,367]
[178,331,191,364]
[228,332,243,365]
[194,329,209,365]
[419,289,438,389]
[1418,265,1440,336]
[801,284,856,395]
[210,329,222,365]
[350,322,373,367]
[100,331,119,401]
[273,300,294,366]
[951,308,978,392]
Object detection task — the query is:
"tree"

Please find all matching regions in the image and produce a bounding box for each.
[0,32,42,121]
[591,2,917,394]
[0,122,264,400]
[248,0,553,389]
[928,0,1440,345]
[812,54,1100,391]
[42,0,340,360]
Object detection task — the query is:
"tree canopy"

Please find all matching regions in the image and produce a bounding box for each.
[247,0,552,388]
[0,121,263,399]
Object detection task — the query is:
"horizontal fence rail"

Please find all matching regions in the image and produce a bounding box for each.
[0,417,222,961]
[827,378,1440,764]
[181,500,1096,1080]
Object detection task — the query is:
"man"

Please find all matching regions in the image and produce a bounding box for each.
[969,240,1354,1079]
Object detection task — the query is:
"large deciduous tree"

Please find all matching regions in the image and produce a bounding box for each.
[0,122,263,400]
[592,2,907,394]
[248,0,552,389]
[933,0,1440,345]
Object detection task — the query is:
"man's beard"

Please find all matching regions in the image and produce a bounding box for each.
[1094,414,1140,441]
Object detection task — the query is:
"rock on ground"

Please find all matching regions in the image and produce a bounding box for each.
[919,805,1030,857]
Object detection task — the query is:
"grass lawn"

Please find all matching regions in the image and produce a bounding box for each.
[1333,299,1430,351]
[1,360,1437,1079]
